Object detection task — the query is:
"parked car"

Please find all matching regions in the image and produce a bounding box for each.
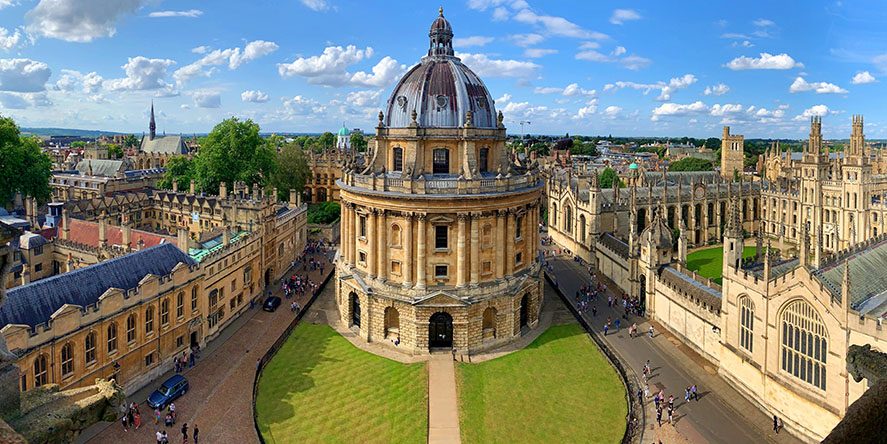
[147,375,189,410]
[263,296,282,312]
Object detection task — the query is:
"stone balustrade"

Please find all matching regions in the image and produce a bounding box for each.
[340,170,542,196]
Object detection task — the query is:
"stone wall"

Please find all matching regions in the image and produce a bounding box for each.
[308,219,340,244]
[651,280,722,364]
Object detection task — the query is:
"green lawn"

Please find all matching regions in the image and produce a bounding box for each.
[456,324,626,444]
[256,323,428,444]
[686,245,757,285]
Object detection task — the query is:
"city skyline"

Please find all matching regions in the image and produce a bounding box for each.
[0,1,886,138]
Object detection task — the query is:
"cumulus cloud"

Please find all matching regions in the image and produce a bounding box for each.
[104,56,175,92]
[603,74,695,101]
[851,71,877,84]
[620,55,652,71]
[513,8,608,40]
[53,69,103,93]
[192,89,221,108]
[724,52,803,70]
[710,103,743,116]
[0,28,22,51]
[456,52,541,78]
[281,95,324,117]
[794,104,831,120]
[278,45,373,86]
[453,36,495,48]
[25,0,145,43]
[502,100,548,119]
[575,99,598,119]
[492,7,509,21]
[300,0,330,11]
[350,56,406,88]
[191,46,209,54]
[509,33,544,47]
[0,58,51,92]
[610,9,641,25]
[650,101,707,121]
[788,76,847,94]
[241,90,269,103]
[230,40,279,68]
[148,10,202,18]
[175,40,279,85]
[523,48,557,58]
[703,83,730,96]
[346,89,381,108]
[604,105,622,116]
[563,83,596,97]
[576,45,651,70]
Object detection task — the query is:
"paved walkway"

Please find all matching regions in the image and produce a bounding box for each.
[428,353,461,444]
[547,253,806,444]
[81,251,334,444]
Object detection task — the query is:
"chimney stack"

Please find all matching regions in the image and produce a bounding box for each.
[122,214,132,252]
[190,179,196,195]
[177,223,190,253]
[272,187,278,202]
[289,188,297,206]
[219,182,228,199]
[98,211,107,248]
[172,179,178,193]
[223,226,231,246]
[61,208,70,240]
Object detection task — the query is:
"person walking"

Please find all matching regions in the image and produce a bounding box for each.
[156,430,164,444]
[644,384,649,399]
[181,423,188,440]
[668,405,674,425]
[637,388,643,404]
[685,387,691,403]
[121,414,128,432]
[649,325,654,338]
[193,424,199,444]
[656,406,662,427]
[691,384,698,401]
[603,324,608,336]
[134,410,141,429]
[155,408,161,424]
[773,415,779,434]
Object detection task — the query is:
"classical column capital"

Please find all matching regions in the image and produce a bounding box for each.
[457,213,468,222]
[470,212,481,220]
[416,214,427,222]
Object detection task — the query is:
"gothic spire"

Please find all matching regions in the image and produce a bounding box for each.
[149,101,156,141]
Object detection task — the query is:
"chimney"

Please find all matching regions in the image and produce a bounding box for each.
[223,226,231,246]
[122,215,132,252]
[137,237,145,251]
[272,187,278,202]
[66,253,74,273]
[190,179,196,194]
[98,212,107,248]
[289,188,297,206]
[219,182,228,199]
[297,191,302,207]
[61,208,70,240]
[177,224,189,252]
[172,179,178,193]
[14,191,22,210]
[21,263,30,285]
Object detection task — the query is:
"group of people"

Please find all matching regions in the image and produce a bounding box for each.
[120,402,141,431]
[173,347,198,373]
[155,422,197,444]
[637,360,701,429]
[282,274,316,300]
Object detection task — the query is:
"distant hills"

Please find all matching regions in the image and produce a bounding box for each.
[21,127,127,137]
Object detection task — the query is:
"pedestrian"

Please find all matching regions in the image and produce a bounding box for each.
[134,410,141,429]
[592,305,597,316]
[773,415,779,434]
[691,384,698,401]
[169,402,176,424]
[257,358,261,369]
[777,417,782,434]
[649,326,654,338]
[193,424,199,444]
[165,413,173,427]
[656,407,662,427]
[121,414,128,432]
[644,384,649,399]
[155,408,161,424]
[161,430,169,444]
[603,324,608,336]
[685,387,690,402]
[181,423,188,440]
[156,430,164,444]
[637,388,643,404]
[654,393,660,409]
[127,408,134,430]
[668,406,674,425]
[452,348,456,361]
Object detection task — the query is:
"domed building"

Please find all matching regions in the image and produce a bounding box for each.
[335,8,544,354]
[336,123,350,151]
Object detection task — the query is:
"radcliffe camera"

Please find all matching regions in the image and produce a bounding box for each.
[0,2,883,444]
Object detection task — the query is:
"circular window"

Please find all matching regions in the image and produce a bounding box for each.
[396,96,407,110]
[476,97,487,109]
[436,94,448,108]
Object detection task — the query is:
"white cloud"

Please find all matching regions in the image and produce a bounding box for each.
[25,0,145,43]
[563,83,595,97]
[851,71,877,84]
[793,104,831,120]
[533,86,561,94]
[788,76,847,94]
[604,105,622,116]
[753,18,775,27]
[104,56,175,92]
[575,99,598,119]
[0,58,51,92]
[453,36,495,48]
[456,52,541,78]
[509,33,544,47]
[346,89,381,108]
[731,40,754,48]
[710,103,743,116]
[192,90,221,108]
[495,93,511,104]
[575,49,610,62]
[148,10,202,18]
[621,55,652,71]
[502,100,548,119]
[277,45,373,86]
[175,40,278,85]
[513,8,608,40]
[650,101,707,120]
[281,95,324,117]
[523,48,557,58]
[0,28,22,51]
[191,46,209,54]
[0,1,16,10]
[300,0,330,11]
[241,90,269,103]
[604,74,695,101]
[492,7,509,21]
[229,40,279,69]
[610,9,641,25]
[721,33,751,40]
[724,52,803,70]
[703,83,730,96]
[0,91,50,108]
[53,69,103,93]
[350,56,406,88]
[611,46,626,57]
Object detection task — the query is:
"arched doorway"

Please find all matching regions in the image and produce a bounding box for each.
[350,292,361,327]
[265,268,272,287]
[428,312,453,349]
[520,294,529,329]
[190,331,199,348]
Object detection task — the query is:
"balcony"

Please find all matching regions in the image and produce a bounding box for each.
[339,170,542,196]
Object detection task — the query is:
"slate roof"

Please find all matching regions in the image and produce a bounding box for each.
[139,135,188,155]
[66,219,174,250]
[0,243,196,328]
[660,266,723,310]
[75,159,130,177]
[599,233,629,259]
[814,238,887,316]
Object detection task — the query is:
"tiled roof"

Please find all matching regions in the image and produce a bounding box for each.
[0,243,196,328]
[814,238,887,316]
[188,231,248,263]
[67,218,174,249]
[599,233,629,259]
[660,266,722,310]
[75,159,130,177]
[139,135,188,155]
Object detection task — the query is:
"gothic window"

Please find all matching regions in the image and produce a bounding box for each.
[551,203,557,226]
[739,297,754,353]
[126,314,136,343]
[780,299,827,390]
[433,148,450,175]
[579,215,586,243]
[34,355,47,387]
[61,343,73,377]
[85,332,96,364]
[393,147,403,172]
[107,323,118,354]
[145,307,154,334]
[564,206,572,234]
[478,148,489,173]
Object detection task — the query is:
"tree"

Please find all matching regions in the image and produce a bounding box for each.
[307,201,341,225]
[529,142,549,156]
[158,156,196,191]
[273,142,311,201]
[194,117,277,195]
[71,141,86,148]
[107,143,123,159]
[317,132,335,150]
[669,157,714,172]
[598,167,624,189]
[350,133,368,152]
[0,116,52,203]
[124,134,139,148]
[704,137,721,150]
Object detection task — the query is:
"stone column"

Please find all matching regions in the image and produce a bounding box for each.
[457,213,467,288]
[416,214,427,289]
[342,202,350,264]
[505,210,515,275]
[496,210,505,279]
[368,210,377,278]
[403,213,413,288]
[377,210,387,280]
[470,213,480,285]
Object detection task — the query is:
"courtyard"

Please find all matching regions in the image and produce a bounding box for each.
[686,245,757,284]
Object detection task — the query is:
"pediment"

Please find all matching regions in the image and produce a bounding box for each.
[429,215,455,224]
[51,303,83,319]
[415,291,468,307]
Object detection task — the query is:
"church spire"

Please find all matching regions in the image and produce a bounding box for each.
[149,101,156,141]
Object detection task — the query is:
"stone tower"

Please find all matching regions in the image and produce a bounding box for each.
[721,126,744,179]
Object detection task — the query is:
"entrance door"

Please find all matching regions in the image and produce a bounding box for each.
[351,293,361,327]
[520,294,529,328]
[428,312,453,349]
[265,269,272,287]
[190,331,199,348]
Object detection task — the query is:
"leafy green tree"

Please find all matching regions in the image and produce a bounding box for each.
[598,167,624,189]
[71,141,86,148]
[158,156,196,191]
[107,143,123,159]
[273,142,311,201]
[124,134,139,148]
[669,157,714,172]
[529,142,549,156]
[194,118,277,195]
[294,135,311,148]
[704,137,721,150]
[307,201,341,225]
[0,116,52,202]
[318,131,335,150]
[350,133,368,152]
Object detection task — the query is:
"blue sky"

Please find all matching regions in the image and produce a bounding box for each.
[1,0,886,138]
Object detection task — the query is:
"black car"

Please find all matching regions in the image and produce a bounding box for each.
[263,296,282,312]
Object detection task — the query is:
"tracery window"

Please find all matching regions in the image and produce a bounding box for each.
[780,300,827,390]
[739,297,754,353]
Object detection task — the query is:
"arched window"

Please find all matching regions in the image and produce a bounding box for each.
[107,323,118,354]
[579,215,587,243]
[564,205,572,234]
[390,224,402,247]
[433,148,449,174]
[191,287,198,312]
[739,297,754,353]
[551,203,557,226]
[392,147,403,172]
[478,148,489,173]
[780,300,827,390]
[61,343,73,377]
[161,299,169,326]
[176,292,184,318]
[34,355,47,387]
[85,332,96,364]
[145,307,154,334]
[126,314,136,343]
